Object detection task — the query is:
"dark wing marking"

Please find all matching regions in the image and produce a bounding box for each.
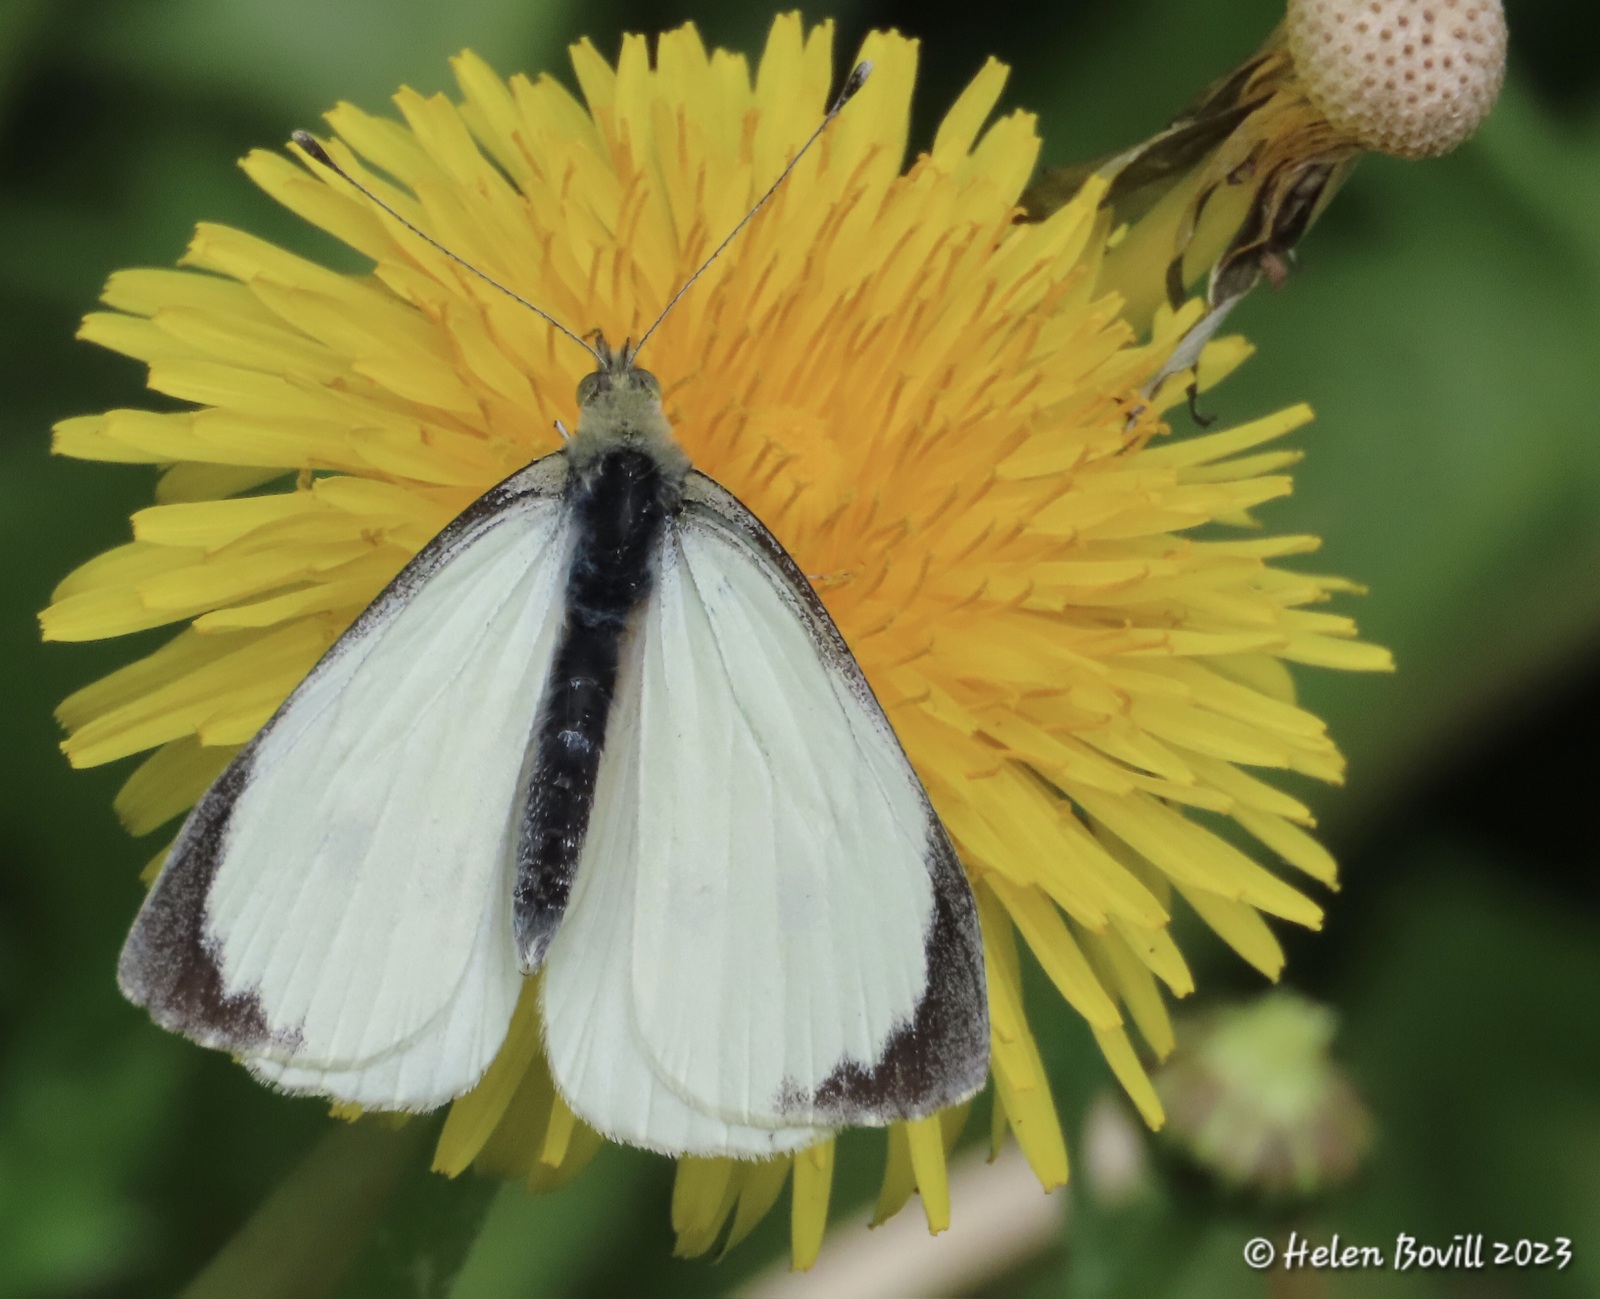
[117,452,570,1051]
[677,470,990,1123]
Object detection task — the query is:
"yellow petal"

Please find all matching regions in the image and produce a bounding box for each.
[988,875,1122,1029]
[469,1047,558,1183]
[1091,1024,1164,1129]
[1076,787,1323,930]
[1140,404,1315,469]
[1110,917,1194,997]
[114,736,237,837]
[52,414,166,463]
[540,1093,578,1167]
[1181,752,1312,822]
[671,1157,739,1259]
[136,538,377,614]
[525,1119,603,1195]
[721,1157,792,1257]
[975,881,1070,1189]
[1282,634,1396,672]
[930,57,1009,167]
[1087,928,1177,1059]
[789,1139,835,1272]
[1179,884,1287,980]
[872,1123,916,1227]
[62,620,334,767]
[434,980,544,1176]
[1234,808,1340,886]
[156,464,289,504]
[905,1114,951,1234]
[44,581,196,642]
[140,839,173,887]
[242,148,392,263]
[191,559,393,633]
[101,266,276,321]
[50,541,199,605]
[131,493,325,551]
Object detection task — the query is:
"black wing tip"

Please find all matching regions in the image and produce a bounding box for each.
[115,759,282,1054]
[118,930,279,1054]
[801,920,990,1127]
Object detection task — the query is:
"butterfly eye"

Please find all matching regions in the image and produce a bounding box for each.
[576,372,604,406]
[634,369,662,399]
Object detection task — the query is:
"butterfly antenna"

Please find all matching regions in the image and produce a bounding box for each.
[289,130,602,364]
[631,60,872,359]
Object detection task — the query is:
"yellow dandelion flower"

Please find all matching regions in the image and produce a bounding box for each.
[44,16,1391,1269]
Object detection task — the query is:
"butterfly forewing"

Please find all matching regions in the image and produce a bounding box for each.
[118,455,573,1110]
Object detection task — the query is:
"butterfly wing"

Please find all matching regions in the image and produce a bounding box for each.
[537,619,829,1155]
[119,454,572,1110]
[540,471,988,1155]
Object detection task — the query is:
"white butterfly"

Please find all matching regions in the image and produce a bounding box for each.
[117,68,989,1160]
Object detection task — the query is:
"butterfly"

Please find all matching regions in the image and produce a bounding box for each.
[116,64,989,1158]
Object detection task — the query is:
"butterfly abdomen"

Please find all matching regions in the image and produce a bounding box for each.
[513,444,678,970]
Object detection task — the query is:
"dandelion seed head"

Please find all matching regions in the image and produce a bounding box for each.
[1287,0,1507,157]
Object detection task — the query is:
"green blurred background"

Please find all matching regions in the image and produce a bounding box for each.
[4,1,1600,1295]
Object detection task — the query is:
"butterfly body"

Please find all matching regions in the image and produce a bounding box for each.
[515,355,684,970]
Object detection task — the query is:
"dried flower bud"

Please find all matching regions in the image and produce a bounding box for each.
[1286,0,1507,158]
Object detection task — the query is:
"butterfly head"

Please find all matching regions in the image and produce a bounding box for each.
[569,332,686,484]
[576,334,661,406]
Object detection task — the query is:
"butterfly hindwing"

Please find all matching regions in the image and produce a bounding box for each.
[118,453,573,1110]
[538,615,831,1155]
